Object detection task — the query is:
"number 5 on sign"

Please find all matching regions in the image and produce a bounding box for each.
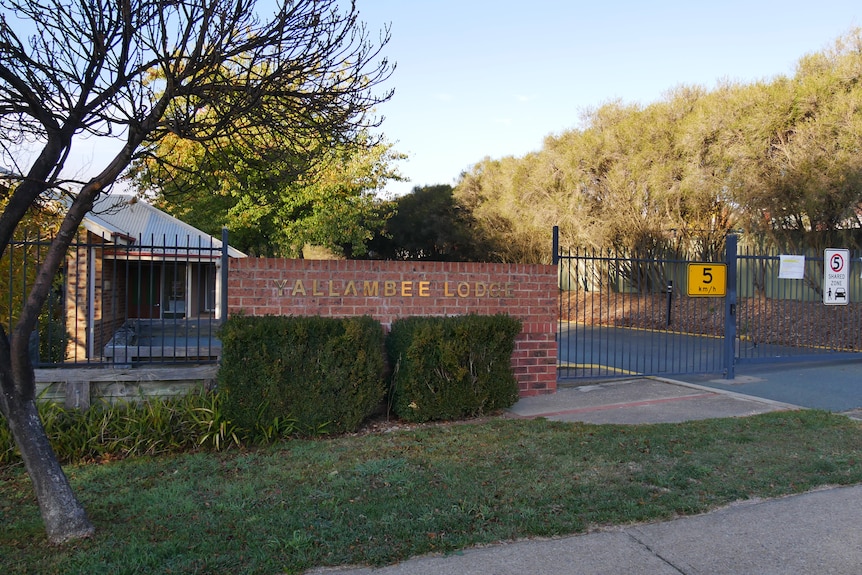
[687,263,727,297]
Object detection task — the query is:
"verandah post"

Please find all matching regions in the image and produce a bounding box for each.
[221,227,229,326]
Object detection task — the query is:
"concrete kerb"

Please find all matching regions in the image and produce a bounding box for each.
[506,375,803,425]
[647,375,804,412]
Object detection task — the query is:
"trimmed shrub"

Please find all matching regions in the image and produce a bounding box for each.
[217,315,386,436]
[386,314,522,422]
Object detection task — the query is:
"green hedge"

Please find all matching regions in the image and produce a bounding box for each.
[386,314,522,422]
[217,315,386,436]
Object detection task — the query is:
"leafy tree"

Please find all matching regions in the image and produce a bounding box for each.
[457,93,737,265]
[0,187,66,361]
[730,33,862,252]
[132,126,405,257]
[0,0,392,543]
[369,184,492,261]
[456,152,585,264]
[456,29,862,262]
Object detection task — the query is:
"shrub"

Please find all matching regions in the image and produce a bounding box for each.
[38,282,69,364]
[38,312,69,364]
[217,315,386,436]
[0,390,241,466]
[386,314,522,422]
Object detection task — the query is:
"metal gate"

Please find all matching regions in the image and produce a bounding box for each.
[556,230,862,381]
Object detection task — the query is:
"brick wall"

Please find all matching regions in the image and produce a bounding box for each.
[228,259,558,396]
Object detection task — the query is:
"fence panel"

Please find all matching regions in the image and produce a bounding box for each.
[557,234,862,381]
[557,245,726,380]
[735,247,862,363]
[2,232,226,367]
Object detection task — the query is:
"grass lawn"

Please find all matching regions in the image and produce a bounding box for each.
[2,410,862,574]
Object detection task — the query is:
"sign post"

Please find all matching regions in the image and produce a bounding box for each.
[823,248,850,305]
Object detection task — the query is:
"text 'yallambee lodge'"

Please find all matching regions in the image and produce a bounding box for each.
[273,279,517,298]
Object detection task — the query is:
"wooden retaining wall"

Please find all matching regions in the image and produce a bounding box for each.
[35,365,218,409]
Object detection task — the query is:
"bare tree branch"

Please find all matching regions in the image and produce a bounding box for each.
[0,0,393,543]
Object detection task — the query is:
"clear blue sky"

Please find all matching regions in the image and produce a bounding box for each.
[62,0,862,198]
[356,0,862,196]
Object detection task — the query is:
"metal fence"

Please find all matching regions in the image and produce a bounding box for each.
[734,245,862,364]
[556,229,862,381]
[556,243,729,380]
[2,231,228,367]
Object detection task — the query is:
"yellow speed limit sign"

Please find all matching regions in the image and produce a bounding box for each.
[687,263,727,297]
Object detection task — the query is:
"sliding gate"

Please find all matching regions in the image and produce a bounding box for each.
[556,231,862,381]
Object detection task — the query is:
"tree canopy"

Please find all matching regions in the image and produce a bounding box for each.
[455,29,862,262]
[367,184,493,261]
[131,130,405,257]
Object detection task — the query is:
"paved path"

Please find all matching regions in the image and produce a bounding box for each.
[508,376,795,424]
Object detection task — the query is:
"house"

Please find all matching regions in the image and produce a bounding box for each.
[65,193,246,362]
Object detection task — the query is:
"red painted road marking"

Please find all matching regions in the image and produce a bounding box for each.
[520,392,718,418]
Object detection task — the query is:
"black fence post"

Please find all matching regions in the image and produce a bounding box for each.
[724,234,738,379]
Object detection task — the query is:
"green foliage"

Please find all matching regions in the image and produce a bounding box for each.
[0,195,64,340]
[0,391,243,466]
[218,315,386,435]
[386,314,522,422]
[368,184,494,261]
[132,128,405,257]
[455,29,862,260]
[0,414,13,464]
[36,276,68,364]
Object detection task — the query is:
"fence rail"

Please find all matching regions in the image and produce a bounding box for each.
[2,231,228,368]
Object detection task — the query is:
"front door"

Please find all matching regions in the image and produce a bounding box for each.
[129,263,161,318]
[163,263,187,318]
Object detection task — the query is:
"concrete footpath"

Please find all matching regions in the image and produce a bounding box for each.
[306,377,862,575]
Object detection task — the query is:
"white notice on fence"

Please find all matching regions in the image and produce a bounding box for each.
[778,255,805,279]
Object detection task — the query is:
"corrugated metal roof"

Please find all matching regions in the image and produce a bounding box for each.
[84,193,246,258]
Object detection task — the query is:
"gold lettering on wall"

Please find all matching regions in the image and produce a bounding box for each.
[272,278,518,299]
[419,281,430,297]
[363,281,379,296]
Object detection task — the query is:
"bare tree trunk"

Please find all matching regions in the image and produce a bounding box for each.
[0,177,103,544]
[0,374,94,544]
